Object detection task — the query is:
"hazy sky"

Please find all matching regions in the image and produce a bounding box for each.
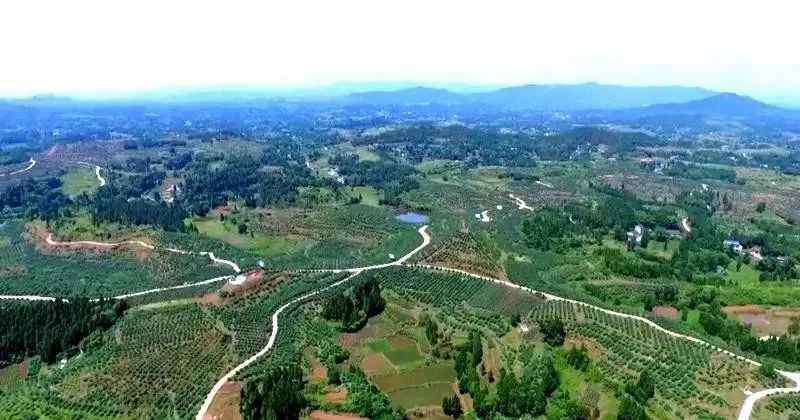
[3,0,799,99]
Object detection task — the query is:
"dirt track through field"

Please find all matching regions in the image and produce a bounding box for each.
[44,233,241,273]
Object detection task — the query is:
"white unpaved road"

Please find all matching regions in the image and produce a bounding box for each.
[45,233,241,273]
[75,161,106,187]
[0,294,57,302]
[109,275,235,301]
[194,270,363,420]
[305,225,430,274]
[195,225,431,420]
[682,217,692,234]
[5,216,798,418]
[0,158,36,177]
[94,165,106,186]
[738,372,800,420]
[509,193,534,211]
[413,263,800,420]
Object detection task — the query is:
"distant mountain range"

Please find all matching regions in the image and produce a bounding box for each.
[336,83,800,121]
[340,83,719,111]
[634,92,781,117]
[7,83,795,120]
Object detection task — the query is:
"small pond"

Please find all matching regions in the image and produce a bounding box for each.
[395,212,429,224]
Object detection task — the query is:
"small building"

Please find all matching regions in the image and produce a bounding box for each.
[723,239,744,253]
[746,246,764,262]
[627,224,645,245]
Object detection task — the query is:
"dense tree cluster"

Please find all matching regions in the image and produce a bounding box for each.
[539,318,567,347]
[322,276,385,332]
[354,125,659,167]
[662,161,739,183]
[165,152,193,170]
[329,153,420,206]
[441,394,462,418]
[0,298,126,367]
[181,155,322,212]
[90,186,188,231]
[617,372,655,420]
[490,352,561,417]
[0,177,70,221]
[241,363,306,420]
[352,125,540,167]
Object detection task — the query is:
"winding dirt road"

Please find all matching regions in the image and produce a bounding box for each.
[94,165,106,186]
[306,225,430,274]
[738,372,800,420]
[75,161,106,187]
[509,193,534,211]
[195,224,431,420]
[4,215,797,418]
[0,158,36,177]
[682,217,692,234]
[44,233,241,273]
[413,262,799,420]
[195,271,364,420]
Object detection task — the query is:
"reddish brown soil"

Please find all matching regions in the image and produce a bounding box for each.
[220,270,266,295]
[17,360,28,379]
[311,365,328,381]
[324,388,348,404]
[203,380,242,420]
[724,305,800,336]
[339,333,361,347]
[308,411,367,420]
[45,145,62,158]
[564,336,604,360]
[214,205,233,216]
[309,355,328,382]
[29,225,152,258]
[360,353,393,375]
[407,406,451,420]
[652,305,680,319]
[197,293,222,306]
[339,321,385,348]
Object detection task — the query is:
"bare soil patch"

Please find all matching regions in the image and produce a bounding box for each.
[308,410,367,420]
[29,225,153,258]
[203,380,242,420]
[360,353,394,376]
[407,406,450,420]
[324,388,348,404]
[723,305,800,336]
[652,305,680,320]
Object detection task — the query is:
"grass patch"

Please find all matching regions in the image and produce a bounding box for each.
[373,362,456,393]
[367,338,391,353]
[192,216,301,257]
[354,147,380,162]
[383,343,424,368]
[726,261,761,286]
[387,382,454,408]
[348,186,381,207]
[60,166,100,197]
[644,239,680,260]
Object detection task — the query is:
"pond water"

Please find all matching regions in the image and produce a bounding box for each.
[396,212,429,224]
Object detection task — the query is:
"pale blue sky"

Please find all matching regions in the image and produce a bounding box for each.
[2,0,799,102]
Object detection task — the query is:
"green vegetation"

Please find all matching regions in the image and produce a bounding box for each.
[322,275,385,332]
[3,100,800,420]
[60,166,100,197]
[241,363,306,420]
